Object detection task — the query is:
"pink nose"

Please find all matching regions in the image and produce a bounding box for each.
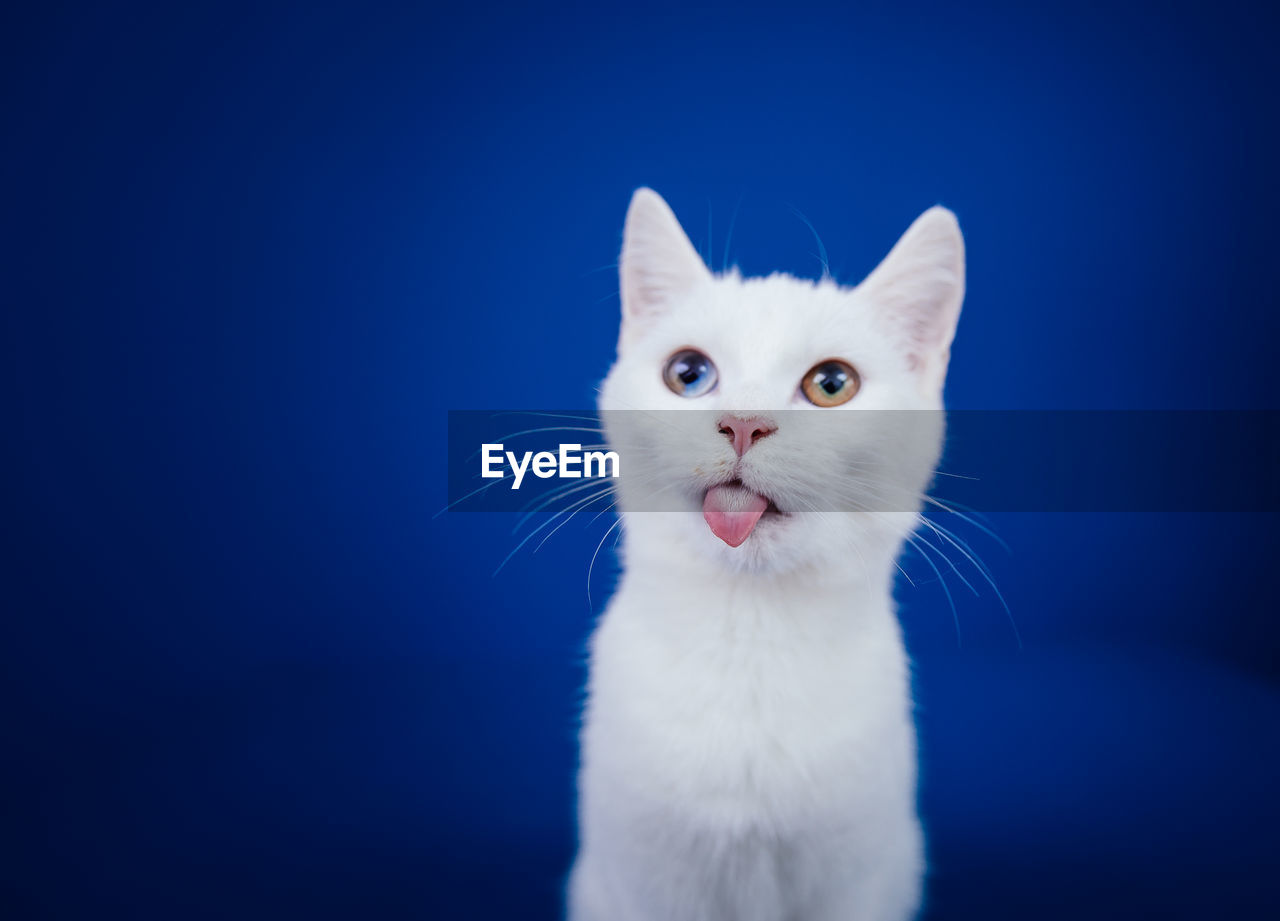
[717,414,777,457]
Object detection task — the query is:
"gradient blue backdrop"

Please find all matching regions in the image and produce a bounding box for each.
[4,1,1278,918]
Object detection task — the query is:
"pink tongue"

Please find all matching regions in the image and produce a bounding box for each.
[702,485,770,548]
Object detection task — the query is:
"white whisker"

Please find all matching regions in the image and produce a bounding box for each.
[587,516,624,608]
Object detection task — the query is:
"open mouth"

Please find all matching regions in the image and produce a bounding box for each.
[702,478,784,548]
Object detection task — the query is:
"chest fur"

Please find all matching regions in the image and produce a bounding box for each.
[583,583,916,829]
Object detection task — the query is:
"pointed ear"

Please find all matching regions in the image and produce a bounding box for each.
[619,188,710,341]
[857,206,965,389]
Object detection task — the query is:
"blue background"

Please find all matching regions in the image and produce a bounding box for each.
[4,1,1279,918]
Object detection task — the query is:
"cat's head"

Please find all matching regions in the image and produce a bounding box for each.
[599,188,964,576]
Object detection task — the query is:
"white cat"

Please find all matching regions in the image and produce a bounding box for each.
[568,188,965,921]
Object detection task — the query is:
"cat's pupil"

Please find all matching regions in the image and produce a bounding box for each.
[679,366,700,385]
[817,366,849,394]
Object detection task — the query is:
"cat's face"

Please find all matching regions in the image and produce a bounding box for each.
[599,189,964,575]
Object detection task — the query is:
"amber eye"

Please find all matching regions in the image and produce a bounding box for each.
[663,349,718,398]
[800,359,860,407]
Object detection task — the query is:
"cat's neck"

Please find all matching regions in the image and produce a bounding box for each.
[616,524,900,632]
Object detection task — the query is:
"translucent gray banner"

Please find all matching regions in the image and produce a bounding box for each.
[445,410,1280,513]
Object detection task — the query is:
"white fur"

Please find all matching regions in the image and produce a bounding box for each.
[569,189,965,921]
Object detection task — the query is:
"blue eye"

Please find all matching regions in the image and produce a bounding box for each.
[663,349,718,398]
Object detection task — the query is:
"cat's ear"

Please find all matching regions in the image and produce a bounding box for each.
[619,188,710,343]
[857,206,965,390]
